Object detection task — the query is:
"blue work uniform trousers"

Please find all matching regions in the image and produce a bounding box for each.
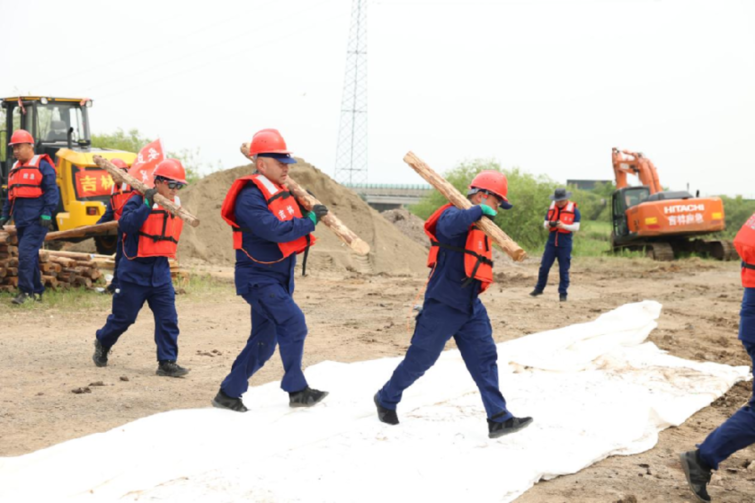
[698,290,755,469]
[535,240,572,295]
[16,223,48,295]
[378,298,513,421]
[95,280,179,362]
[220,283,309,399]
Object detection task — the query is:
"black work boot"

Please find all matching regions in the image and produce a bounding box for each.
[679,450,712,502]
[289,386,329,408]
[374,393,399,425]
[156,360,190,378]
[529,289,543,297]
[559,293,567,302]
[92,339,110,367]
[11,292,34,306]
[212,389,248,413]
[488,414,533,439]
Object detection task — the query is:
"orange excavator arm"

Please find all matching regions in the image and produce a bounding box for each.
[611,148,662,194]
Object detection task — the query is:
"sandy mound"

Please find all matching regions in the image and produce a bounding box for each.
[178,159,428,276]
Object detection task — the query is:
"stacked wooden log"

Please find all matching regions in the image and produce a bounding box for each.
[0,229,20,292]
[0,230,103,292]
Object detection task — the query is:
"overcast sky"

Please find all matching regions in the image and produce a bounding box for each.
[1,0,753,198]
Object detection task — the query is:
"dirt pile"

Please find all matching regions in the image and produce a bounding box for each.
[178,159,428,275]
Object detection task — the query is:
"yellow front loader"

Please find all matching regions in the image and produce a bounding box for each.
[1,97,135,253]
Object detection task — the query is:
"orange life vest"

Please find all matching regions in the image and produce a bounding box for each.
[110,183,135,221]
[220,174,316,272]
[7,154,56,200]
[124,197,184,260]
[547,201,577,234]
[424,203,494,293]
[734,212,755,288]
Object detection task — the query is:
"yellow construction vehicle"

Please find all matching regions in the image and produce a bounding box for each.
[0,97,136,253]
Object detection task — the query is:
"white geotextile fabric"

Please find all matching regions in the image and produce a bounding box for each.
[0,301,750,502]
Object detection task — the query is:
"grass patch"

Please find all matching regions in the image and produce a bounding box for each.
[0,286,112,313]
[0,269,232,314]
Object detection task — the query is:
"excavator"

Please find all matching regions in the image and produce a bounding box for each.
[0,97,136,254]
[610,148,735,261]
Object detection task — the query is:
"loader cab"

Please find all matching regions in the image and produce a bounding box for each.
[612,186,650,239]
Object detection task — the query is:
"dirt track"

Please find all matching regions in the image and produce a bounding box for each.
[1,257,753,502]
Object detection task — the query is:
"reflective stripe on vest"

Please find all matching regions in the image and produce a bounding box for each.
[424,203,494,293]
[547,201,577,234]
[219,174,316,274]
[124,196,184,260]
[734,212,755,288]
[8,154,55,200]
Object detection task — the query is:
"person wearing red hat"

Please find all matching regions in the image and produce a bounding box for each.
[374,170,533,439]
[0,129,59,305]
[212,129,330,412]
[92,159,190,378]
[530,188,581,302]
[96,158,133,293]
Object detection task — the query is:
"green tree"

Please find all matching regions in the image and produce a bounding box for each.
[717,195,755,239]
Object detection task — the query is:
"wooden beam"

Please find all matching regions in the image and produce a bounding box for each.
[44,221,118,241]
[240,143,370,256]
[403,151,527,262]
[93,155,201,228]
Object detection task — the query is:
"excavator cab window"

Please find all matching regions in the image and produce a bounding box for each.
[613,187,650,237]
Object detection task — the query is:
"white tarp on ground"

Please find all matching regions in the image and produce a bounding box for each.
[0,301,750,502]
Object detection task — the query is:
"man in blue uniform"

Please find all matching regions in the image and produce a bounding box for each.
[530,188,581,302]
[212,129,329,412]
[92,159,190,378]
[0,129,59,305]
[374,171,533,439]
[96,158,132,293]
[679,214,755,503]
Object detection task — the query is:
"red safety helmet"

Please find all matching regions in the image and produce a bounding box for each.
[469,171,512,208]
[249,128,291,156]
[8,129,34,146]
[153,159,187,184]
[110,158,129,170]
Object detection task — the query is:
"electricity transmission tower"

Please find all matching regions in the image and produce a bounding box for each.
[334,0,368,186]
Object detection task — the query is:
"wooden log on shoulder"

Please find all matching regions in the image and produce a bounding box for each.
[240,143,370,256]
[403,151,527,262]
[93,155,200,228]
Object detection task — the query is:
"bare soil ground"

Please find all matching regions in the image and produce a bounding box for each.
[1,257,753,502]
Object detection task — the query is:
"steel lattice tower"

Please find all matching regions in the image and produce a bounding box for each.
[334,0,368,185]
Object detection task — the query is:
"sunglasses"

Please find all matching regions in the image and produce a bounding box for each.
[159,180,186,190]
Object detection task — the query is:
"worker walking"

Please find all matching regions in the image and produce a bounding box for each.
[530,188,581,302]
[680,212,755,503]
[92,159,190,377]
[0,130,59,305]
[97,158,133,293]
[374,171,533,438]
[212,129,329,413]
